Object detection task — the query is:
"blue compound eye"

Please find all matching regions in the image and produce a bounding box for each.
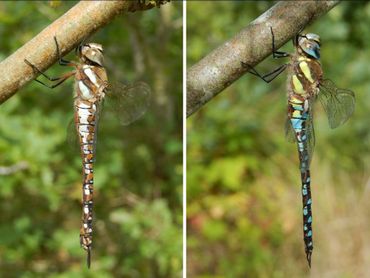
[301,41,320,59]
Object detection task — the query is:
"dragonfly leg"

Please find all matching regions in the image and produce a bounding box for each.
[24,59,74,88]
[53,36,75,66]
[270,27,290,59]
[241,62,287,83]
[33,71,74,89]
[34,72,75,88]
[25,59,62,81]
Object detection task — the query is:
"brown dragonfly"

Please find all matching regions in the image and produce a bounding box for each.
[25,37,150,268]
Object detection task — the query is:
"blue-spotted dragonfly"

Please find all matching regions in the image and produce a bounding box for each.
[25,37,150,268]
[242,27,355,267]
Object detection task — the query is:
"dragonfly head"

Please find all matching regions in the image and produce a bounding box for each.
[77,43,105,66]
[297,33,321,59]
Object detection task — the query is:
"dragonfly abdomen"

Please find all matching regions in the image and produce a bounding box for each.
[74,99,98,262]
[288,96,314,266]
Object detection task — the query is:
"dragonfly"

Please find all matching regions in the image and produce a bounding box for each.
[242,27,355,267]
[24,37,151,268]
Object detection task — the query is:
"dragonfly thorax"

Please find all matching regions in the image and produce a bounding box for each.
[78,43,104,67]
[297,33,321,60]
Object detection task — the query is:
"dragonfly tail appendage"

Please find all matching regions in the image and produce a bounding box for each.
[87,246,91,269]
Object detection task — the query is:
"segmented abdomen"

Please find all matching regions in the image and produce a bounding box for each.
[74,98,98,256]
[301,168,313,265]
[288,96,313,266]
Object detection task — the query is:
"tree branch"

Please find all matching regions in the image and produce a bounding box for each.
[0,0,169,104]
[186,1,340,117]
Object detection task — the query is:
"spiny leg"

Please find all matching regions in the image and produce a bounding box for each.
[270,27,290,59]
[32,74,73,89]
[241,62,287,83]
[25,59,62,81]
[24,59,75,88]
[53,36,74,66]
[240,27,289,83]
[24,36,77,88]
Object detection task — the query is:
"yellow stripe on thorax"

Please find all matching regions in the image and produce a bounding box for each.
[299,61,314,83]
[292,75,305,95]
[290,95,303,104]
[298,57,311,62]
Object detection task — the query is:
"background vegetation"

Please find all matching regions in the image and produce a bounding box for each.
[187,1,370,277]
[0,1,182,277]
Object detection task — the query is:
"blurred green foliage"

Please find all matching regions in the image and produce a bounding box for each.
[187,1,370,277]
[0,1,182,277]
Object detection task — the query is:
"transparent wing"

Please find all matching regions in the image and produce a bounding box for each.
[104,81,151,126]
[318,79,355,129]
[305,108,315,165]
[92,102,102,156]
[285,117,296,143]
[66,118,79,153]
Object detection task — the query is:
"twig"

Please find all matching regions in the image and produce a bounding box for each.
[0,0,169,104]
[186,1,340,117]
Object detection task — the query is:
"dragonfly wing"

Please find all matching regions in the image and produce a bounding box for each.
[104,81,151,126]
[306,108,315,165]
[92,101,103,156]
[318,79,355,129]
[66,117,79,153]
[285,117,296,143]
